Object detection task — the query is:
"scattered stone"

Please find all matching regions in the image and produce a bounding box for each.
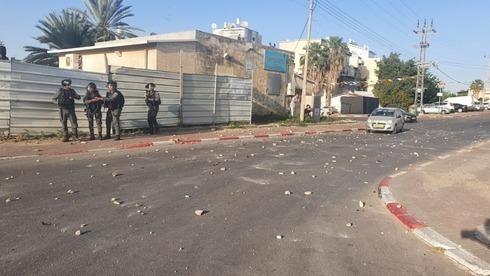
[311,175,316,178]
[301,141,306,144]
[285,190,291,195]
[346,223,353,227]
[33,148,40,152]
[179,247,184,251]
[75,230,82,236]
[278,172,284,175]
[36,160,40,163]
[5,198,11,203]
[102,163,107,166]
[290,171,296,175]
[304,191,312,195]
[184,195,190,198]
[272,143,277,146]
[220,167,227,171]
[396,204,402,209]
[80,224,88,228]
[111,198,116,202]
[67,190,75,194]
[112,200,121,205]
[150,231,153,234]
[194,210,205,216]
[276,235,283,239]
[359,201,366,208]
[112,171,121,177]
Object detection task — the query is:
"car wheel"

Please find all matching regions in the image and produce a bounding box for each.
[458,108,462,112]
[366,129,371,133]
[392,127,397,134]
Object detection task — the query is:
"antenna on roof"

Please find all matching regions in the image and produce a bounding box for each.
[211,23,217,30]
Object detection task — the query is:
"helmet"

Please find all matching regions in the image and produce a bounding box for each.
[61,79,72,86]
[106,81,117,88]
[86,82,97,89]
[145,83,156,89]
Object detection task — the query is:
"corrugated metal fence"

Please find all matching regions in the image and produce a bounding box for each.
[0,60,251,137]
[182,74,252,125]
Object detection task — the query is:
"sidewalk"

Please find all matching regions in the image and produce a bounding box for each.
[379,141,490,275]
[0,120,365,159]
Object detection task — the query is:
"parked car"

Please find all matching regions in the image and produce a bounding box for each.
[473,101,485,111]
[421,104,451,114]
[321,106,338,116]
[400,109,417,122]
[432,102,455,113]
[366,107,404,134]
[452,103,468,112]
[484,102,489,110]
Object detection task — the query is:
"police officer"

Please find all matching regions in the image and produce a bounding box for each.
[102,81,124,140]
[145,83,161,134]
[52,79,81,142]
[83,82,104,140]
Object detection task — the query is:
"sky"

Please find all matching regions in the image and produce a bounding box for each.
[1,0,489,93]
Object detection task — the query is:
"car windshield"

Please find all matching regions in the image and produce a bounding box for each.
[372,109,395,117]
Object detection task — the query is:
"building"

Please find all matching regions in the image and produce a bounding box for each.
[279,38,379,93]
[212,18,262,45]
[49,29,294,116]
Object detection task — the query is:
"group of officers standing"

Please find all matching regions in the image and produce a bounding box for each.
[52,79,161,142]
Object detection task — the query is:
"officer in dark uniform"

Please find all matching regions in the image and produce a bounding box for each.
[102,81,123,140]
[145,83,161,134]
[52,79,81,142]
[83,82,104,140]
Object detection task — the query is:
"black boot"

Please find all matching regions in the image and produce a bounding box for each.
[104,134,111,140]
[62,136,69,142]
[114,135,121,141]
[89,132,95,140]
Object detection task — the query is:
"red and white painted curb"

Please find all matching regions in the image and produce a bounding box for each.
[378,167,490,275]
[0,127,366,160]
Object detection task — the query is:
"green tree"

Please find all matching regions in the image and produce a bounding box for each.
[24,0,141,66]
[470,79,485,99]
[23,10,93,66]
[300,37,349,106]
[323,37,349,106]
[373,52,440,110]
[299,42,329,93]
[80,0,142,42]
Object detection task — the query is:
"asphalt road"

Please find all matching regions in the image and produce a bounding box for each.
[1,115,489,275]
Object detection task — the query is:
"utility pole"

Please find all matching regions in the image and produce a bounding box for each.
[300,0,313,121]
[484,55,490,91]
[413,19,436,108]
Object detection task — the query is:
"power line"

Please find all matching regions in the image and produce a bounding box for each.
[434,66,469,85]
[398,0,421,19]
[315,0,416,58]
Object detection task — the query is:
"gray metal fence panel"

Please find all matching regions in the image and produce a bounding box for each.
[182,74,251,125]
[0,61,11,135]
[6,61,108,135]
[0,61,251,137]
[109,66,180,128]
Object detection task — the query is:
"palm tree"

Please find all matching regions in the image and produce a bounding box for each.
[470,79,485,99]
[299,41,329,94]
[24,10,93,66]
[300,37,349,106]
[81,0,142,42]
[323,37,349,106]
